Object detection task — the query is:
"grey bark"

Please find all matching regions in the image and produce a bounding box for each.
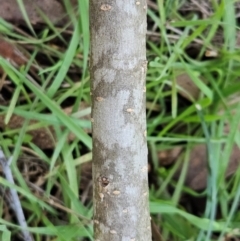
[90,1,151,241]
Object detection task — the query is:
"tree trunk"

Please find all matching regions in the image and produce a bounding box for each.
[90,1,151,240]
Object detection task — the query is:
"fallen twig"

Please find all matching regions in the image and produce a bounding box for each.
[0,149,34,241]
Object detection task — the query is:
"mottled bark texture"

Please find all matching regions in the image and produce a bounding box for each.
[90,1,151,240]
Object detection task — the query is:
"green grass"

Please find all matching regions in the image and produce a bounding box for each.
[147,1,240,240]
[0,0,240,240]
